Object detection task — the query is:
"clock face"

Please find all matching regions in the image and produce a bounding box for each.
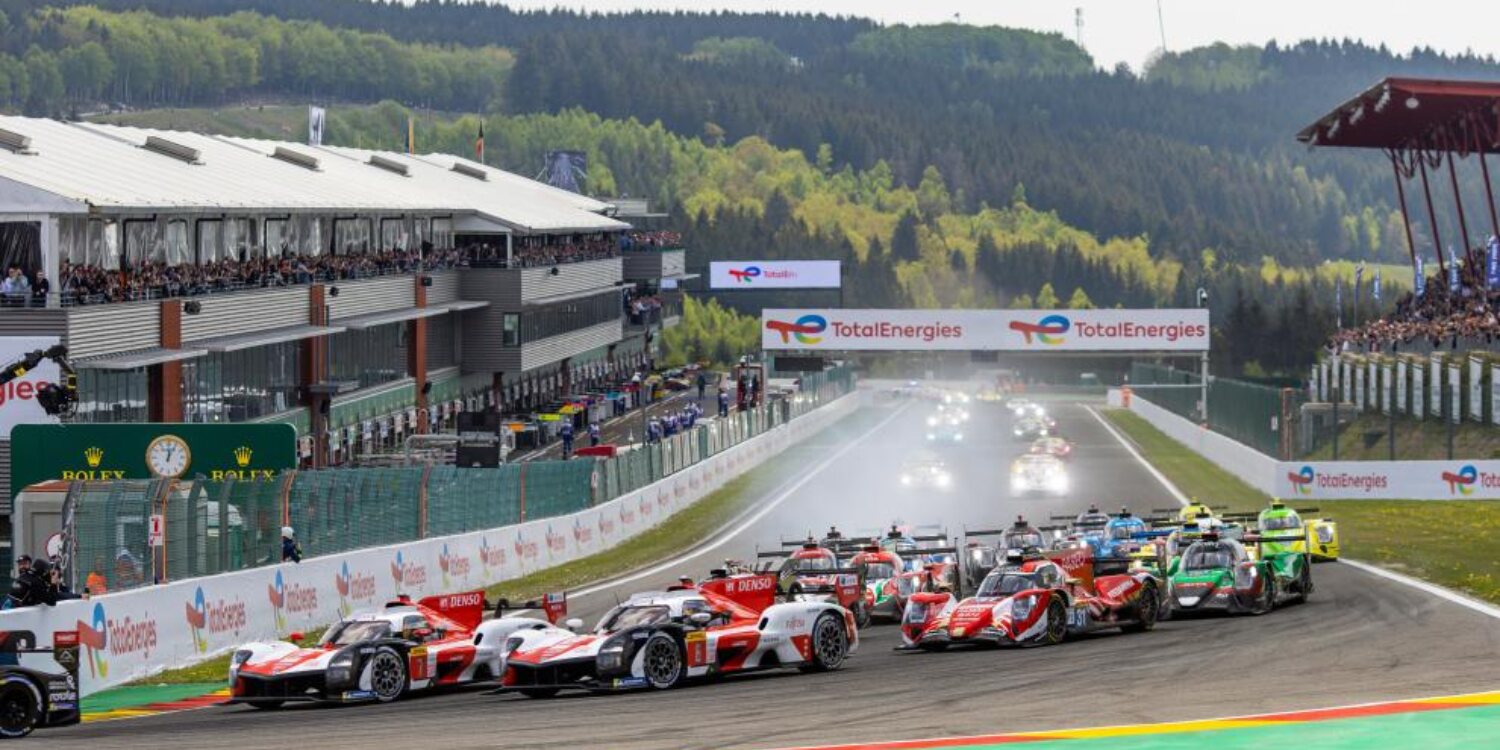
[146,435,191,478]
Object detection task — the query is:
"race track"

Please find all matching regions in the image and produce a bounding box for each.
[50,398,1500,750]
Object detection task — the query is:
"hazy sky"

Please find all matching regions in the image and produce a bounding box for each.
[499,0,1500,72]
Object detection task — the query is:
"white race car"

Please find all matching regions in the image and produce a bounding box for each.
[1010,453,1070,496]
[899,457,953,489]
[495,573,857,696]
[229,592,522,707]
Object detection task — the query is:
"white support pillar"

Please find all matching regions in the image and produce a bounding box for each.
[40,215,60,308]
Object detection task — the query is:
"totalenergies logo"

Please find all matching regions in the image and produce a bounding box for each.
[77,602,109,678]
[479,537,506,570]
[1008,314,1070,345]
[391,551,427,589]
[75,602,158,679]
[1442,465,1478,495]
[728,266,761,283]
[766,314,827,345]
[1287,466,1315,495]
[268,570,288,631]
[185,586,246,652]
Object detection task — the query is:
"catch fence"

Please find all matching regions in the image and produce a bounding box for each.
[1128,362,1299,458]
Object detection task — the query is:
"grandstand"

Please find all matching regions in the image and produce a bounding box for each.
[1296,78,1500,458]
[0,115,688,515]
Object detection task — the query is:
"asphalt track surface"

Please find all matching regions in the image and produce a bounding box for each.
[51,399,1500,749]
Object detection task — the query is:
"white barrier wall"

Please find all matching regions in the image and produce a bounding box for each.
[1116,389,1500,501]
[1122,393,1280,496]
[1,392,863,695]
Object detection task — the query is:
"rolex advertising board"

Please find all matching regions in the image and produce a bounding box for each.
[9,423,298,499]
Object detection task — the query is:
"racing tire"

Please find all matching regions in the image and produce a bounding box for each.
[800,612,849,673]
[244,700,284,711]
[368,646,408,703]
[0,679,40,739]
[1296,560,1314,603]
[641,633,685,690]
[1121,582,1159,633]
[520,688,560,699]
[1040,596,1068,646]
[1251,576,1276,616]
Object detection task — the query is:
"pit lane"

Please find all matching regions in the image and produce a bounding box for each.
[48,399,1500,750]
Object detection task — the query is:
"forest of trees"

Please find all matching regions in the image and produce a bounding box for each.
[0,5,511,112]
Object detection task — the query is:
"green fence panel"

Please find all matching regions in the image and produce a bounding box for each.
[286,468,425,557]
[520,460,595,519]
[69,480,157,593]
[1130,362,1292,457]
[424,465,523,537]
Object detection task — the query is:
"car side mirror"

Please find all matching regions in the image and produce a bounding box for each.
[688,612,713,627]
[411,627,434,640]
[287,631,305,644]
[564,617,584,632]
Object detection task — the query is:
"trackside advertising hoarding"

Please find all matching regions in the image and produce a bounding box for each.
[1278,460,1500,500]
[710,261,841,289]
[761,309,1209,351]
[0,392,860,696]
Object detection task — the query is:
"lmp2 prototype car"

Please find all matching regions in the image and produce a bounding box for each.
[1029,436,1074,460]
[494,572,857,696]
[229,591,518,707]
[1009,453,1069,496]
[0,631,80,739]
[1168,533,1312,616]
[899,456,953,489]
[900,545,1161,649]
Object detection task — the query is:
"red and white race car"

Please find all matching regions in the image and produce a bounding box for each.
[495,572,858,696]
[1028,436,1074,461]
[900,546,1160,649]
[228,591,527,707]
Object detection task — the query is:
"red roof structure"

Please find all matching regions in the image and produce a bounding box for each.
[1299,77,1500,274]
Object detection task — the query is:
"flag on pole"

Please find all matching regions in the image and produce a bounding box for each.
[1373,267,1382,302]
[1447,245,1460,293]
[1415,254,1425,298]
[475,119,485,164]
[406,116,415,155]
[308,106,325,146]
[1354,262,1364,312]
[1335,276,1343,329]
[1487,236,1500,291]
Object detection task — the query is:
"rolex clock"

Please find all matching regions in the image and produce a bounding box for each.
[145,434,191,478]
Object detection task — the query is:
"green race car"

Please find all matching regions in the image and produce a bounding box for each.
[1168,533,1312,616]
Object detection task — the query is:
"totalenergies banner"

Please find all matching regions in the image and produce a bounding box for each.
[761,308,1209,351]
[0,391,860,696]
[710,261,842,289]
[1277,460,1500,500]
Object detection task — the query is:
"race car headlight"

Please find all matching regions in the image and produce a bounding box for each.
[927,433,936,441]
[503,636,526,655]
[1010,595,1037,621]
[953,433,963,441]
[597,634,628,672]
[927,416,938,427]
[1316,526,1334,544]
[936,473,951,487]
[900,474,912,485]
[231,649,254,668]
[327,650,356,685]
[1234,565,1258,590]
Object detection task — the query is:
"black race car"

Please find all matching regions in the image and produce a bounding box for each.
[0,631,81,739]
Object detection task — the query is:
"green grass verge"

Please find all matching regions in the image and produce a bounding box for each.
[1302,414,1500,461]
[128,403,876,686]
[487,407,882,604]
[1104,408,1500,605]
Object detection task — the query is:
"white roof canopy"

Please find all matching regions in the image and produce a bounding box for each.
[0,115,628,235]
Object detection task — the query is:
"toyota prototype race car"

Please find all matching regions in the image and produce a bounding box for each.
[756,537,870,624]
[1168,531,1313,616]
[1009,453,1069,496]
[1012,416,1053,441]
[493,572,857,696]
[899,544,1161,650]
[229,591,522,707]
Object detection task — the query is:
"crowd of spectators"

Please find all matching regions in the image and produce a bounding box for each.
[464,236,618,268]
[48,247,462,306]
[621,231,682,250]
[1329,261,1500,353]
[625,290,663,325]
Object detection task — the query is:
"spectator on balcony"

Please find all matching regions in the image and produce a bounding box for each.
[1,265,30,306]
